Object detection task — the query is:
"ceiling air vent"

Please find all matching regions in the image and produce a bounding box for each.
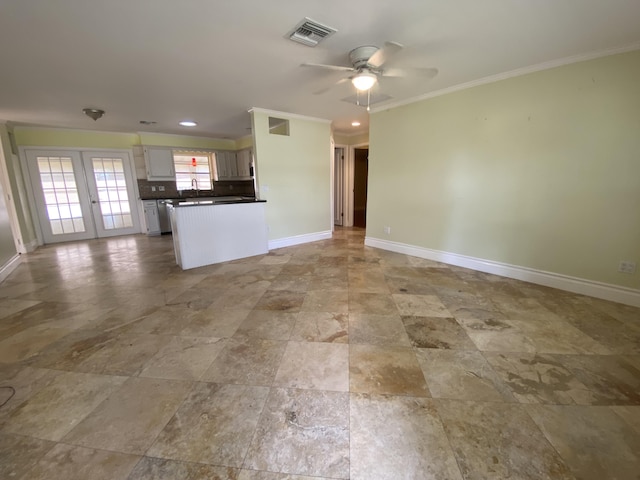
[287,17,337,47]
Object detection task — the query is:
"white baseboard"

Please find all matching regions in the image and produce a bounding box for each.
[269,230,332,250]
[24,238,38,253]
[0,254,21,283]
[365,237,640,308]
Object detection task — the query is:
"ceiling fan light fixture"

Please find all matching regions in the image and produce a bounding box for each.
[352,71,377,91]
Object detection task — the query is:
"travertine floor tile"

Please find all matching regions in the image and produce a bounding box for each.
[349,313,411,346]
[0,367,63,425]
[273,341,349,391]
[527,404,640,480]
[180,308,251,338]
[402,316,476,349]
[350,393,463,480]
[139,336,226,380]
[436,400,574,480]
[148,383,269,466]
[348,292,398,314]
[3,371,126,441]
[290,312,348,343]
[234,310,297,340]
[63,377,192,454]
[201,336,287,386]
[416,349,515,402]
[1,228,639,480]
[72,333,171,376]
[559,354,640,405]
[392,294,451,317]
[0,432,54,480]
[612,405,640,433]
[243,388,349,478]
[300,290,348,313]
[349,344,429,397]
[21,443,139,480]
[484,352,593,404]
[253,290,305,312]
[127,456,240,479]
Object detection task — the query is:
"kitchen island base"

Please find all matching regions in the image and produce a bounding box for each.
[170,201,268,270]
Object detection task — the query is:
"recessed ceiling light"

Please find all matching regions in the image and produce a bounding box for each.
[351,121,361,127]
[179,120,197,127]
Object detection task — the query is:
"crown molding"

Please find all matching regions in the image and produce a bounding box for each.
[371,43,640,114]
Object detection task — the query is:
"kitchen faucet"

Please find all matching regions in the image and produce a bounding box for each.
[191,178,198,196]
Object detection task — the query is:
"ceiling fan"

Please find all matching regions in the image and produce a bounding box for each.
[301,41,438,101]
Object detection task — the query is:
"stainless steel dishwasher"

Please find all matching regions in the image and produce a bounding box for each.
[156,199,173,233]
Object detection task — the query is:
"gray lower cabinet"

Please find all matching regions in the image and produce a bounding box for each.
[143,200,161,235]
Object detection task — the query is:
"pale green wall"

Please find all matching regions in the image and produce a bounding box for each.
[235,135,253,150]
[138,132,235,150]
[252,111,331,240]
[15,128,139,149]
[334,132,369,146]
[0,126,18,266]
[368,50,640,289]
[0,125,37,247]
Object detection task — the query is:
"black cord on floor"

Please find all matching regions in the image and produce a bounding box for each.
[0,386,16,408]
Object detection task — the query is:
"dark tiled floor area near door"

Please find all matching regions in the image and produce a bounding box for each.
[1,227,639,479]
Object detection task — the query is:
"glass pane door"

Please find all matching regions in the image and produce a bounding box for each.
[26,150,95,244]
[26,149,142,244]
[82,151,140,238]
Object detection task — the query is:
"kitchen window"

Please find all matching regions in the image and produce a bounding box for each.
[173,152,215,190]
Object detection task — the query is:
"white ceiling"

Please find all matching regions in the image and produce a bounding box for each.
[1,0,639,139]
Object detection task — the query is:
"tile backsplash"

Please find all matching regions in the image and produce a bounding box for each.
[137,179,254,199]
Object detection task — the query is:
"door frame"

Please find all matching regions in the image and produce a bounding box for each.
[20,146,142,246]
[343,142,368,228]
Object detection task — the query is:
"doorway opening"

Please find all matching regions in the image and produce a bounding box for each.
[334,147,345,226]
[353,147,369,228]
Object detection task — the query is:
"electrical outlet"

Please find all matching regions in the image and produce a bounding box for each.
[618,261,637,274]
[151,186,156,192]
[384,226,391,235]
[158,186,165,191]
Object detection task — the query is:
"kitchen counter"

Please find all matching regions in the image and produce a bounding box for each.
[168,200,268,270]
[171,196,265,206]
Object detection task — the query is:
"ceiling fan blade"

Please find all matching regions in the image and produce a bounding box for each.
[367,41,403,68]
[382,67,438,79]
[301,62,355,73]
[313,77,351,95]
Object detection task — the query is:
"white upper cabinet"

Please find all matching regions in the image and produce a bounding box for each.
[236,148,253,177]
[144,146,175,180]
[216,151,240,179]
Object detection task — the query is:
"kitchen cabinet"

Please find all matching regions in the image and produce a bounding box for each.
[216,149,252,179]
[216,151,238,179]
[143,200,161,235]
[236,148,252,177]
[144,146,175,180]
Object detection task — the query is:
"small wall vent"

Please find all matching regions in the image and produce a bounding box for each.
[287,17,337,47]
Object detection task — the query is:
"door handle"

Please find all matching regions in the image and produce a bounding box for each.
[91,200,97,204]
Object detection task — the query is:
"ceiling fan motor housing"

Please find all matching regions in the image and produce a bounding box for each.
[349,45,379,69]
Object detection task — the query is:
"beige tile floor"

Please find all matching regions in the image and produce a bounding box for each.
[0,227,639,479]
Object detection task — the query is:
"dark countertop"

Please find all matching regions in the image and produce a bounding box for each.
[168,197,266,207]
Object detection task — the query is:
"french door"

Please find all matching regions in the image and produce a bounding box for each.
[25,149,141,244]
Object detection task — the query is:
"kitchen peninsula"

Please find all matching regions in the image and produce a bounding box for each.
[168,198,268,270]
